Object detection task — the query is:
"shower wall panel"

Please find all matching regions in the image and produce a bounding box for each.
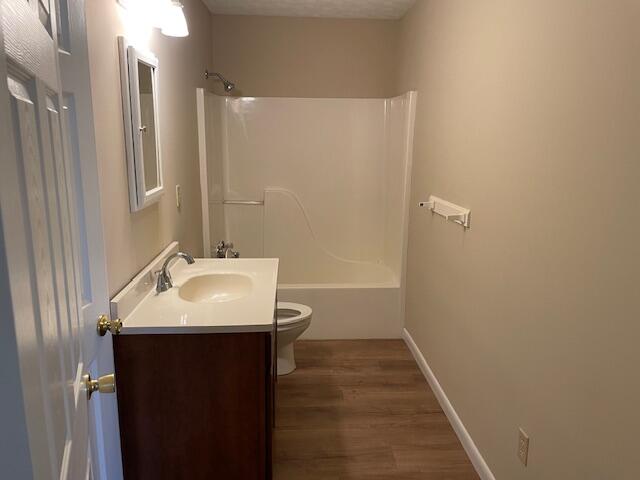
[203,93,415,285]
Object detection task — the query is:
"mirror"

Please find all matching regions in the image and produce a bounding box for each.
[118,37,163,212]
[138,61,159,190]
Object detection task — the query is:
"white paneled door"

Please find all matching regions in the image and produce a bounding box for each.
[0,0,120,479]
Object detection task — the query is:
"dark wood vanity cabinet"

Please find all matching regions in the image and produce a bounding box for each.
[113,331,274,480]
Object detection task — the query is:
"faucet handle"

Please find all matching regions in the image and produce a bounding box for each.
[153,268,171,281]
[156,273,171,292]
[155,268,173,292]
[215,240,235,258]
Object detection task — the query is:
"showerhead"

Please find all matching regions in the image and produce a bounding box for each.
[204,70,236,92]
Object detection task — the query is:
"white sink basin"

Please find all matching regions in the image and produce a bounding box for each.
[115,254,278,334]
[178,273,253,303]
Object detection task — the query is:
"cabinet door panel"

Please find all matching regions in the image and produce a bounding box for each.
[113,332,271,480]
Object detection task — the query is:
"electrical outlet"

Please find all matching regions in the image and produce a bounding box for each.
[518,428,530,466]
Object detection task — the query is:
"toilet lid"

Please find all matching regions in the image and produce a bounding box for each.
[276,301,312,326]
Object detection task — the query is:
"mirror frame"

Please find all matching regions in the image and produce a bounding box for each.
[118,37,164,212]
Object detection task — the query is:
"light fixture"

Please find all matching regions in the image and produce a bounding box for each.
[161,0,189,37]
[117,0,190,38]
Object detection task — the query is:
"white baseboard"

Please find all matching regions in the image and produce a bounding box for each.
[402,328,496,480]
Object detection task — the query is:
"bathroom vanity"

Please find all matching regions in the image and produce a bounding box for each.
[110,245,278,479]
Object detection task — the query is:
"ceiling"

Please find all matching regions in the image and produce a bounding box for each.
[203,0,417,20]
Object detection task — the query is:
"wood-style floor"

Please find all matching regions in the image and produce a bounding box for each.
[274,340,480,480]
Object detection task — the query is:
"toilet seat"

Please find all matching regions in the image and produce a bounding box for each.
[277,302,312,327]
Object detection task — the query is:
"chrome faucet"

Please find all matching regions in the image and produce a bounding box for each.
[156,251,195,293]
[215,240,240,259]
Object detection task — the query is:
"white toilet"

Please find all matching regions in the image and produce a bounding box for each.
[276,302,312,375]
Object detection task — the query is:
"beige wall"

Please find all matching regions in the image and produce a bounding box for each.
[86,0,212,295]
[398,1,640,478]
[210,15,398,98]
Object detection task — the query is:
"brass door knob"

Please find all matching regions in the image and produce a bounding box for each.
[97,314,122,336]
[84,373,116,399]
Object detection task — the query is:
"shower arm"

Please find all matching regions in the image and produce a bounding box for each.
[204,70,228,83]
[204,69,235,92]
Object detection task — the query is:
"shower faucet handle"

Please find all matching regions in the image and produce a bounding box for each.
[215,240,236,258]
[216,240,233,249]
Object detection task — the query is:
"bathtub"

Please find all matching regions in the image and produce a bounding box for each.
[275,262,403,339]
[278,281,403,340]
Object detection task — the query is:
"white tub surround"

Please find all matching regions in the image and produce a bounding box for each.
[197,92,417,339]
[111,242,278,334]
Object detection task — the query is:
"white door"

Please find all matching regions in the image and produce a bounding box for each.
[0,0,121,479]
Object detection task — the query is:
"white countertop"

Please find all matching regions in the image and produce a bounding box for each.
[120,258,279,334]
